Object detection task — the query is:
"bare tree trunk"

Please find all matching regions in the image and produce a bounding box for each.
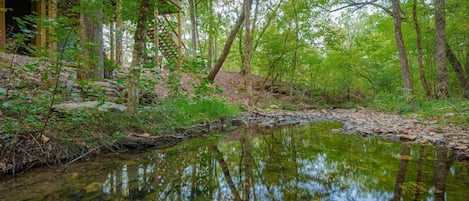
[446,44,469,98]
[115,0,123,68]
[207,9,245,81]
[392,0,413,96]
[412,0,432,99]
[243,0,253,106]
[435,0,449,99]
[127,0,150,114]
[189,0,197,58]
[78,0,104,80]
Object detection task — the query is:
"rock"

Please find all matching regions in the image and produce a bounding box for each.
[423,134,444,142]
[330,129,342,133]
[231,119,248,127]
[53,101,126,113]
[397,134,417,142]
[454,145,468,150]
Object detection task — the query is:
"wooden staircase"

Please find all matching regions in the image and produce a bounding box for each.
[147,22,180,62]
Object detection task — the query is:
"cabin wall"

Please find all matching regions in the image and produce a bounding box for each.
[0,0,5,48]
[0,0,47,51]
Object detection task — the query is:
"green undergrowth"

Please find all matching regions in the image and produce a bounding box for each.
[59,97,240,137]
[1,96,240,147]
[366,92,469,127]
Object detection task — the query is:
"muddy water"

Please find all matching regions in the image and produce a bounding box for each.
[0,122,468,201]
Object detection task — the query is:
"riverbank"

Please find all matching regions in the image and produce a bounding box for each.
[1,107,468,176]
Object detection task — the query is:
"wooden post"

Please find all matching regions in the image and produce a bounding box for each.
[0,0,5,49]
[177,2,182,68]
[153,3,159,68]
[47,0,57,54]
[35,0,47,47]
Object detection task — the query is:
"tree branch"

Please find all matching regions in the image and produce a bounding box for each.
[330,0,393,16]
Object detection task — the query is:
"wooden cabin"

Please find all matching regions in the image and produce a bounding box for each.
[0,0,183,65]
[0,0,53,50]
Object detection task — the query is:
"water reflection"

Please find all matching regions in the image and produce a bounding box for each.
[93,122,468,201]
[1,122,468,200]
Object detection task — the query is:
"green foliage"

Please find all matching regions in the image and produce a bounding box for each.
[54,97,240,137]
[366,92,469,127]
[366,92,416,114]
[416,100,469,126]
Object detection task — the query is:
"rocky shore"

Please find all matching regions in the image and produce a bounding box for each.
[241,108,469,160]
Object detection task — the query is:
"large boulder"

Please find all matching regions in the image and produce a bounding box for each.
[53,101,127,113]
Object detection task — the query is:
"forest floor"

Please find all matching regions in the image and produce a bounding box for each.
[1,52,468,175]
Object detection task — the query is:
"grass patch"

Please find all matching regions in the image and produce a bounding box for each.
[365,92,468,127]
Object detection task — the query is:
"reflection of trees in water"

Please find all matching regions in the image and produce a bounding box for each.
[392,143,410,201]
[96,125,467,201]
[413,146,424,200]
[434,145,455,201]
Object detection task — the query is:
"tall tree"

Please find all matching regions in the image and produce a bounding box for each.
[332,0,413,96]
[446,45,469,98]
[115,0,123,68]
[189,0,197,58]
[78,0,104,79]
[392,0,413,96]
[127,0,150,114]
[435,0,448,98]
[244,0,253,105]
[207,7,245,81]
[412,0,432,99]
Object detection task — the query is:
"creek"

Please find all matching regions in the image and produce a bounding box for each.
[0,122,468,200]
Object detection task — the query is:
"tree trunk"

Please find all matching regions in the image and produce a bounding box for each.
[189,0,197,58]
[412,0,432,99]
[105,22,115,79]
[153,4,159,68]
[206,0,214,71]
[435,0,449,99]
[78,0,104,80]
[207,8,245,81]
[115,0,123,68]
[243,0,253,106]
[466,37,469,80]
[127,0,150,114]
[392,0,413,96]
[446,44,469,98]
[238,30,245,75]
[47,0,57,54]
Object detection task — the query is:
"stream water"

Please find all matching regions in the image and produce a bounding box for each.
[0,122,468,201]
